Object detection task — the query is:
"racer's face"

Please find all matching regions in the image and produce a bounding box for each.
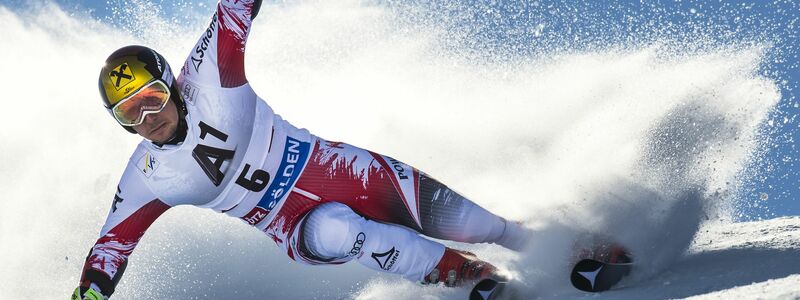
[132,98,179,143]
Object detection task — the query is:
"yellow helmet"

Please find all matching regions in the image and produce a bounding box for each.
[98,45,186,133]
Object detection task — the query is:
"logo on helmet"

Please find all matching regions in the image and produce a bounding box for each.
[109,62,136,91]
[150,49,163,72]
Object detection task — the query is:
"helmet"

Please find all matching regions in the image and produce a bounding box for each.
[98,45,186,133]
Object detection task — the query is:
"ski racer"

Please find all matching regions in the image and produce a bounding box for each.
[72,1,530,299]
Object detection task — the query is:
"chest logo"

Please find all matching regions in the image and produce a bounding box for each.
[138,151,160,178]
[181,82,199,106]
[240,137,310,226]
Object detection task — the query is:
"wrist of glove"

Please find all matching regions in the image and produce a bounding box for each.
[71,284,106,300]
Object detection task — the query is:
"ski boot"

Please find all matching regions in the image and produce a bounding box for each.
[572,234,632,264]
[576,243,632,264]
[424,248,507,287]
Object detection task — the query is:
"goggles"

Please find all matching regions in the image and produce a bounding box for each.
[111,80,171,127]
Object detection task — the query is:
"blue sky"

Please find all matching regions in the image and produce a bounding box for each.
[3,0,798,220]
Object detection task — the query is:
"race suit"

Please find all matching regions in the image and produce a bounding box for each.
[78,0,526,296]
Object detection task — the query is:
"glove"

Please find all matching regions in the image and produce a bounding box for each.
[71,285,106,300]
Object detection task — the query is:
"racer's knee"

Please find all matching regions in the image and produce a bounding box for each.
[302,202,365,261]
[301,202,446,282]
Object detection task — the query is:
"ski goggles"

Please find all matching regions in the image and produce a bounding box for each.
[111,79,171,127]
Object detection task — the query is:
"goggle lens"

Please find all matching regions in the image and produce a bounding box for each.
[112,80,170,127]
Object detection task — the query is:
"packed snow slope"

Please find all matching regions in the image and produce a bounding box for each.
[356,217,800,299]
[572,217,800,299]
[682,217,800,300]
[0,1,795,299]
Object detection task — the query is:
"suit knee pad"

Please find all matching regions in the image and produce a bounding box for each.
[302,202,364,261]
[302,202,446,281]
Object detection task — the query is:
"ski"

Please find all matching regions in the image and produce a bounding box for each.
[570,259,632,292]
[469,278,521,300]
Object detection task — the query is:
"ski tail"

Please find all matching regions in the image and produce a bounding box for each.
[469,278,524,300]
[469,278,503,300]
[570,259,633,292]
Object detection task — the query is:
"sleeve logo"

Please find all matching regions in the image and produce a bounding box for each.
[191,14,218,73]
[112,186,124,212]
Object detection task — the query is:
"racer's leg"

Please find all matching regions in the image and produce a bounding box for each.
[415,174,530,251]
[294,139,531,251]
[301,202,501,285]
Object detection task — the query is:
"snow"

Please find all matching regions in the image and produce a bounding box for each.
[686,275,800,300]
[561,217,800,299]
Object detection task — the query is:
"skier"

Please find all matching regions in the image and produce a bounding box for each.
[72,1,530,299]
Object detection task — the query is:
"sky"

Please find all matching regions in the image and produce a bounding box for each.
[8,0,791,219]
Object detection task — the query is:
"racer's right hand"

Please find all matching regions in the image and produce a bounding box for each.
[71,286,106,300]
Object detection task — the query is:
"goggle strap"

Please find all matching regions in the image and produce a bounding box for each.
[162,62,172,86]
